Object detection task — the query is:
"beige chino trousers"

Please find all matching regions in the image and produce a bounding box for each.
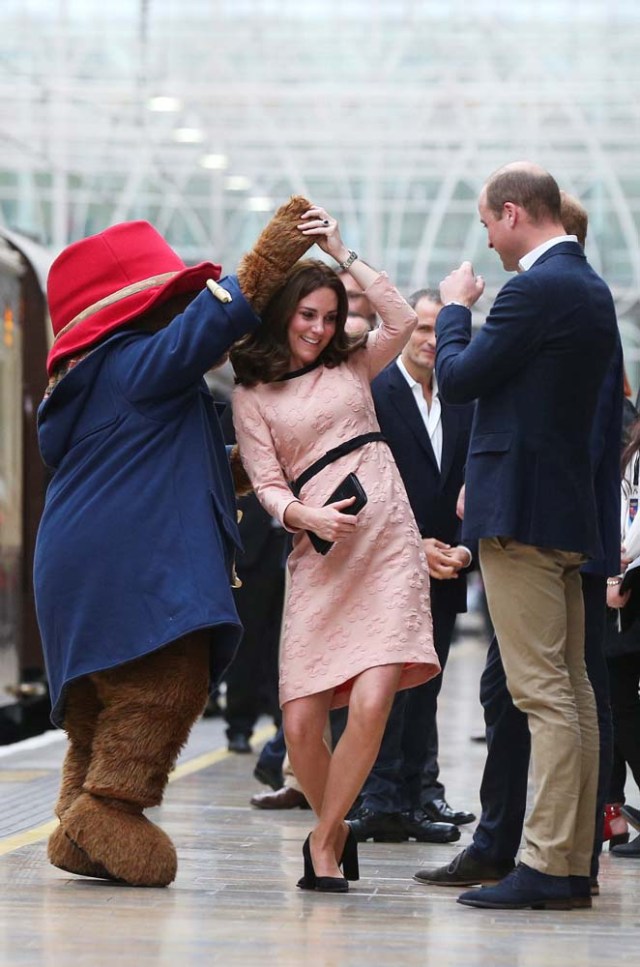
[479,537,599,878]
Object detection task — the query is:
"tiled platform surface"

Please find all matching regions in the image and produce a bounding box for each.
[1,632,639,967]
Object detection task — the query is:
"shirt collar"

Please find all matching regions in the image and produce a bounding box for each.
[518,235,578,272]
[396,356,438,397]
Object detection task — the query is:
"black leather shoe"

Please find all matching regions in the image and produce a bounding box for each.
[253,763,284,791]
[227,733,252,754]
[250,786,311,810]
[414,846,515,886]
[423,797,476,826]
[348,806,407,843]
[611,831,640,857]
[399,809,460,843]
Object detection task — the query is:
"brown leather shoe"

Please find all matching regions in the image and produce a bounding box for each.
[250,786,311,810]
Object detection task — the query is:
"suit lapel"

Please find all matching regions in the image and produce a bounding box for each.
[387,364,439,471]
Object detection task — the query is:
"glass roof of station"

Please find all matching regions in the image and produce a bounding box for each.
[1,0,640,357]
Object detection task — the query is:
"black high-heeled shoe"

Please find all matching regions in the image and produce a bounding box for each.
[297,828,357,890]
[299,834,348,893]
[340,825,359,881]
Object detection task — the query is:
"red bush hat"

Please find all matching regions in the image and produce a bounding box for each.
[46,220,222,375]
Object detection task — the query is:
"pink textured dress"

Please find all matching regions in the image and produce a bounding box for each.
[232,273,439,708]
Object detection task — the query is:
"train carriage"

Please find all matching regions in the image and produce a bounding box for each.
[0,229,51,742]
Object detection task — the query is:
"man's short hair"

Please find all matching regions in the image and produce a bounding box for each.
[559,190,588,247]
[408,287,442,310]
[485,167,562,224]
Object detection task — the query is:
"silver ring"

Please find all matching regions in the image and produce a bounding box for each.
[323,219,329,226]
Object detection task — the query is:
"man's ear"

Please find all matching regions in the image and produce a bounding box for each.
[503,202,519,228]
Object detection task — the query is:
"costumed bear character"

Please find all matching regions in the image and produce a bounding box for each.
[35,197,314,887]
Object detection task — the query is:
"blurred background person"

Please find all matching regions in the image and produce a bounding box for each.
[604,411,640,857]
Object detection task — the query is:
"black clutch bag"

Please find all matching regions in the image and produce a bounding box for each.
[307,472,368,555]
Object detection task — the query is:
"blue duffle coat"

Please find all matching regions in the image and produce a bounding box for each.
[34,276,259,726]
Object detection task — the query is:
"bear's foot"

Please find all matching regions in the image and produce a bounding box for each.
[48,824,119,881]
[61,792,177,887]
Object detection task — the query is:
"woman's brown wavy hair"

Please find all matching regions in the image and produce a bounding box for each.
[230,259,366,386]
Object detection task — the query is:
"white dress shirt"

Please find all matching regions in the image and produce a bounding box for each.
[395,356,472,567]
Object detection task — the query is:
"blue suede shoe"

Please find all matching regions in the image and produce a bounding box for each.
[457,863,573,910]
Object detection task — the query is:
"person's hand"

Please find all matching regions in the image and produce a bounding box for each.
[423,538,458,579]
[456,484,466,520]
[607,582,631,609]
[304,497,359,542]
[439,261,485,308]
[445,546,471,572]
[298,207,349,264]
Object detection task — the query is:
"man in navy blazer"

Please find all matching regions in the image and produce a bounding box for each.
[346,289,475,844]
[414,192,623,902]
[429,163,619,910]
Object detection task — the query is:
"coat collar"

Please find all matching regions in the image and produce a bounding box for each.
[525,239,585,270]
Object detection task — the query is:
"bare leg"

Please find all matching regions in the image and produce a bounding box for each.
[285,664,403,879]
[283,690,334,815]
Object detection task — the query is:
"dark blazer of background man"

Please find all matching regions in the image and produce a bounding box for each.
[343,289,475,845]
[432,162,619,910]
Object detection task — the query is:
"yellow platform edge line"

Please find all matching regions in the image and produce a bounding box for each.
[0,722,276,858]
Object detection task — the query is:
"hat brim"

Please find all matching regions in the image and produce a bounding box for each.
[46,260,222,375]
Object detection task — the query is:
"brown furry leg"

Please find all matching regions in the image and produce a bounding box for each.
[61,633,209,887]
[48,677,116,880]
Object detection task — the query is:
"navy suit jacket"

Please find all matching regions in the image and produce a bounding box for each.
[435,241,619,557]
[372,360,473,614]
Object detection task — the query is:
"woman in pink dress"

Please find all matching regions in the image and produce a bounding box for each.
[231,206,440,892]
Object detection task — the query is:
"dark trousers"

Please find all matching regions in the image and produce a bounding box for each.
[607,651,640,798]
[472,573,611,879]
[256,723,287,775]
[224,533,285,738]
[359,602,457,814]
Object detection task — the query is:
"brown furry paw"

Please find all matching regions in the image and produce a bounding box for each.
[236,195,316,313]
[48,823,118,881]
[62,792,177,887]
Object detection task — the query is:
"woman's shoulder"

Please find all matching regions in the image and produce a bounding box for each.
[232,379,280,412]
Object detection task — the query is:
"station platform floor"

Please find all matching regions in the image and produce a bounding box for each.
[1,629,638,967]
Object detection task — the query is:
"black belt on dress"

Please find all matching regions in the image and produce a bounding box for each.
[290,432,387,498]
